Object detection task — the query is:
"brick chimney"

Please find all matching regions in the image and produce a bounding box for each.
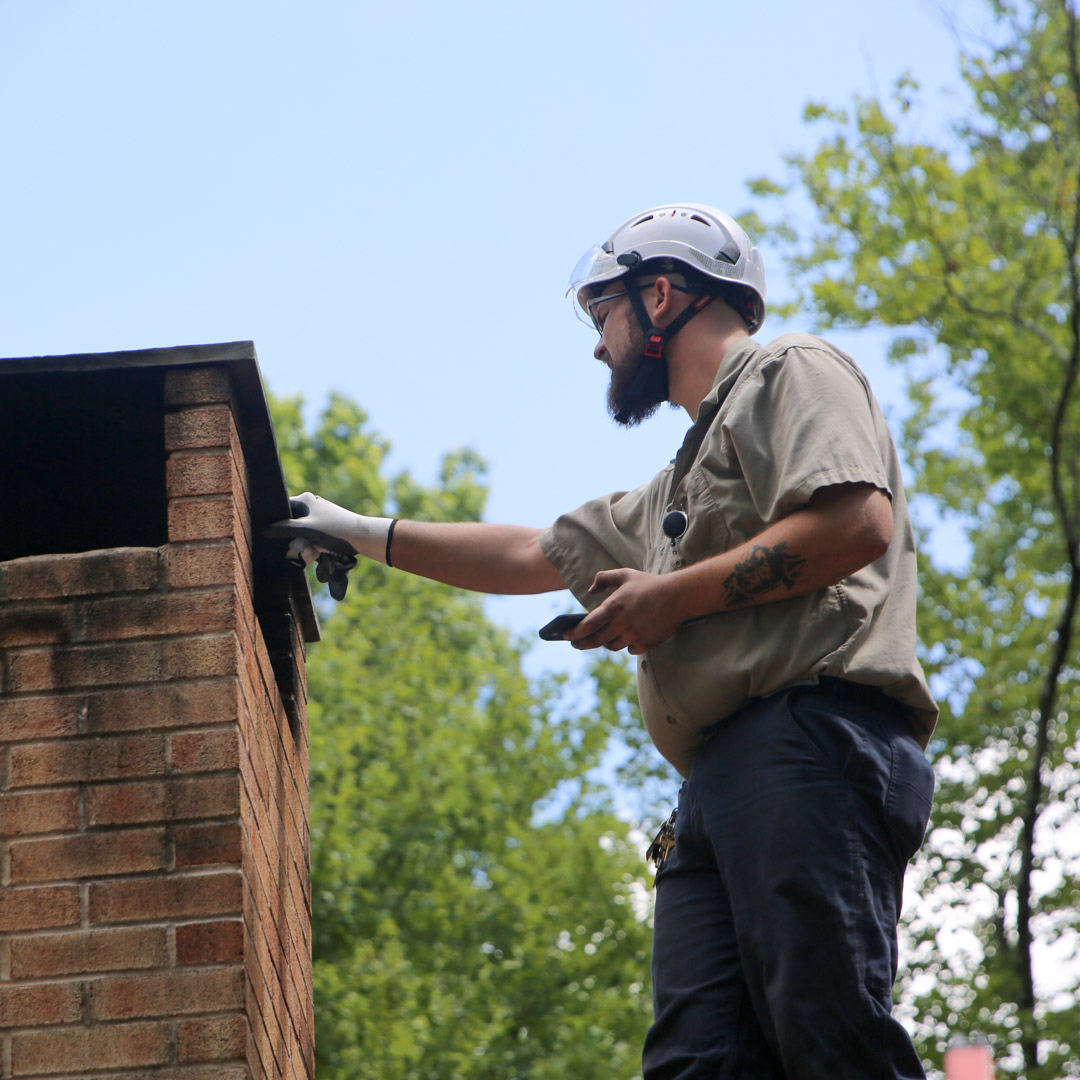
[0,343,318,1079]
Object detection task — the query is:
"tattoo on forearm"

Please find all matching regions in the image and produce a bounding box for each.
[722,541,807,608]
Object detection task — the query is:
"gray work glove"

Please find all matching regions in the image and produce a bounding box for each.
[266,492,393,601]
[283,538,358,602]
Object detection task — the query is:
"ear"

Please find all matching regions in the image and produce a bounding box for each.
[650,276,682,325]
[651,276,675,316]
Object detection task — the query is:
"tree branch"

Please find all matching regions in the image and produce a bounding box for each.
[1014,5,1080,1072]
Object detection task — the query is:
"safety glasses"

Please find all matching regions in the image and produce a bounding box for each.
[584,288,636,334]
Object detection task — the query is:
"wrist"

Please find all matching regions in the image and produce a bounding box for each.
[338,512,395,564]
[665,563,713,623]
[283,492,395,565]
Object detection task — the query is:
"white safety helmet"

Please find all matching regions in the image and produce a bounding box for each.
[568,203,767,334]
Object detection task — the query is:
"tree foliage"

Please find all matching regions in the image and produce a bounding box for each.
[269,392,664,1080]
[753,2,1080,1075]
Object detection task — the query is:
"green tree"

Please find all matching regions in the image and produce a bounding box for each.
[270,392,662,1080]
[752,1,1080,1074]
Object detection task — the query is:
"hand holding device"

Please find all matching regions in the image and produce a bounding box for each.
[538,612,587,641]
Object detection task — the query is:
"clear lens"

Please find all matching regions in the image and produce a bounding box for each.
[566,244,626,331]
[567,245,604,295]
[569,290,599,331]
[566,245,622,299]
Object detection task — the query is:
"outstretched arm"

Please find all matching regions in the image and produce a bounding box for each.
[565,482,892,654]
[390,520,566,594]
[266,493,566,596]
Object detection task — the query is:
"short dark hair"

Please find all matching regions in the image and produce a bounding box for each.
[639,257,758,330]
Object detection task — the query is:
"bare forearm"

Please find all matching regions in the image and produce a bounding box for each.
[390,520,566,595]
[665,484,892,623]
[567,483,892,654]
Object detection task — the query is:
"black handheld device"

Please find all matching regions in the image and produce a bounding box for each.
[538,612,587,641]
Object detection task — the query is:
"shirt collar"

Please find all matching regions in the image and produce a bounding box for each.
[693,335,762,424]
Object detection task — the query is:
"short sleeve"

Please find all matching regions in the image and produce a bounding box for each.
[539,474,669,608]
[720,340,892,522]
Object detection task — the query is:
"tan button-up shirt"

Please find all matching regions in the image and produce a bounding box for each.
[540,333,938,777]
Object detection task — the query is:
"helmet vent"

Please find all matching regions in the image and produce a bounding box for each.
[630,214,655,228]
[716,240,741,265]
[690,215,712,226]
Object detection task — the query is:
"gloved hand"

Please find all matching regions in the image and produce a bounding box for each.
[283,538,358,602]
[265,492,395,561]
[266,492,395,601]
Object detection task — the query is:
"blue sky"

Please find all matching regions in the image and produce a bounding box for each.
[1,0,987,660]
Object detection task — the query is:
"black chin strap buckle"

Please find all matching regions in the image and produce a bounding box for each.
[643,329,666,359]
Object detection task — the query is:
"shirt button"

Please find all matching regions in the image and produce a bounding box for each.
[666,715,677,725]
[641,659,648,671]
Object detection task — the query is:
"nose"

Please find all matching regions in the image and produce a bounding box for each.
[593,338,607,363]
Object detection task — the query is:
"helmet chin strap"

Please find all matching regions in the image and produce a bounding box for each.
[612,278,713,424]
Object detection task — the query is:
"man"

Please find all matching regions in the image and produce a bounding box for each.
[270,203,938,1079]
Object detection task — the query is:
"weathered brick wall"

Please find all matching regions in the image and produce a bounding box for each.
[0,365,312,1079]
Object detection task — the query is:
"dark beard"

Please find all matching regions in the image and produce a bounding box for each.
[607,348,669,427]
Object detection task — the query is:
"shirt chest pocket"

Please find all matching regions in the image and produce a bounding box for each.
[646,465,732,573]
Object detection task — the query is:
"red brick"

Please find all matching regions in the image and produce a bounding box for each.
[168,498,241,544]
[3,548,159,601]
[244,911,291,1029]
[251,924,312,1080]
[11,926,167,977]
[90,870,242,923]
[100,1069,249,1080]
[242,776,308,923]
[240,728,306,884]
[167,542,243,589]
[238,715,270,810]
[176,822,242,868]
[0,603,75,646]
[172,730,240,774]
[0,372,313,1077]
[246,979,287,1080]
[240,616,277,707]
[0,980,82,1027]
[177,1014,247,1063]
[234,564,260,642]
[248,980,302,1080]
[7,640,167,692]
[80,590,235,641]
[89,966,245,1020]
[9,734,166,787]
[11,1019,170,1075]
[88,776,239,826]
[255,891,311,1052]
[0,789,79,834]
[0,696,80,742]
[125,1070,250,1080]
[167,453,235,498]
[167,635,238,679]
[0,885,80,932]
[10,826,166,882]
[85,682,238,734]
[176,919,244,965]
[164,366,233,407]
[246,989,278,1080]
[164,405,239,452]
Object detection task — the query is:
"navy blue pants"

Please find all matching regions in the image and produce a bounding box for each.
[642,682,934,1080]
